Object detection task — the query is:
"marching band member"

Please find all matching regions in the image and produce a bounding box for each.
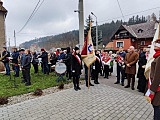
[1,46,10,75]
[38,48,49,75]
[64,47,72,80]
[72,46,82,91]
[102,52,111,79]
[11,47,20,77]
[21,49,31,86]
[114,47,126,86]
[19,48,26,83]
[31,51,39,73]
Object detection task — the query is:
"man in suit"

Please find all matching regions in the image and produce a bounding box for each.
[124,46,139,90]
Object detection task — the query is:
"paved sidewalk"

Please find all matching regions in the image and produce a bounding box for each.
[0,79,153,120]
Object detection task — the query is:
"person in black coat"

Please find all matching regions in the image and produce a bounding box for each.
[64,47,72,80]
[38,49,49,74]
[11,47,20,77]
[1,46,10,75]
[93,50,101,84]
[137,48,147,93]
[72,46,82,91]
[21,49,31,86]
[32,51,39,73]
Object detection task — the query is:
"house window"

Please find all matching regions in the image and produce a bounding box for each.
[138,29,143,33]
[141,41,145,45]
[116,41,124,48]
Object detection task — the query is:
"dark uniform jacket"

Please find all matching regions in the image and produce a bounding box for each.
[39,51,48,63]
[72,53,82,76]
[150,56,160,106]
[94,54,101,73]
[2,51,10,63]
[124,52,139,75]
[22,54,31,69]
[12,51,19,64]
[137,52,147,78]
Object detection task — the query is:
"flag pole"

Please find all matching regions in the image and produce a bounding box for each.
[88,65,90,89]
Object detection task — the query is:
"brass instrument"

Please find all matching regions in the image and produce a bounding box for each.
[0,52,8,61]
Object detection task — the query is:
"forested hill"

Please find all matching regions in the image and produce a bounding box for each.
[20,14,157,50]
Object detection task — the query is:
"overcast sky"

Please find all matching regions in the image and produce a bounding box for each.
[3,0,160,46]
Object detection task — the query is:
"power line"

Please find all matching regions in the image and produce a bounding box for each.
[99,6,160,23]
[116,0,125,22]
[17,0,44,34]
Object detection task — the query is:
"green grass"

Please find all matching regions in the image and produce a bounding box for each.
[0,66,69,97]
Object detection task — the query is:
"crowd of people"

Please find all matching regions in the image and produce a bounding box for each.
[1,41,160,119]
[0,45,149,91]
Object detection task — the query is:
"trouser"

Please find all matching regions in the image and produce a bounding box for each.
[93,69,99,83]
[42,62,49,74]
[32,63,38,73]
[137,76,147,93]
[22,69,26,80]
[127,74,135,88]
[100,66,103,76]
[24,69,31,85]
[153,105,160,120]
[14,65,19,77]
[104,65,109,78]
[117,65,125,83]
[4,62,10,75]
[66,65,72,79]
[73,75,79,88]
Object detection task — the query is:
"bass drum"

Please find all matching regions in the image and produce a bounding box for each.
[55,62,66,74]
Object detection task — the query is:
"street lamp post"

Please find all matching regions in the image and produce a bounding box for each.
[91,12,98,50]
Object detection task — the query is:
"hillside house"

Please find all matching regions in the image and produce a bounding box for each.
[111,21,157,51]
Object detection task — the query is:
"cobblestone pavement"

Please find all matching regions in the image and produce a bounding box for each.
[0,76,153,120]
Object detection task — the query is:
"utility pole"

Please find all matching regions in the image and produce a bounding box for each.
[78,0,84,51]
[14,30,16,47]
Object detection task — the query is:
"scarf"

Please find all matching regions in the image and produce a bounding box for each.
[153,49,160,58]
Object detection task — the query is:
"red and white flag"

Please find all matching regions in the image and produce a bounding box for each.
[81,22,96,68]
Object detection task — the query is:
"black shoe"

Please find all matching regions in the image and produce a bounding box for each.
[106,77,109,79]
[25,83,31,86]
[131,87,135,90]
[104,77,107,78]
[21,80,26,83]
[74,87,78,91]
[77,87,81,90]
[14,74,19,77]
[90,83,94,86]
[121,83,124,86]
[114,82,120,84]
[94,81,100,84]
[4,74,10,76]
[124,85,130,88]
